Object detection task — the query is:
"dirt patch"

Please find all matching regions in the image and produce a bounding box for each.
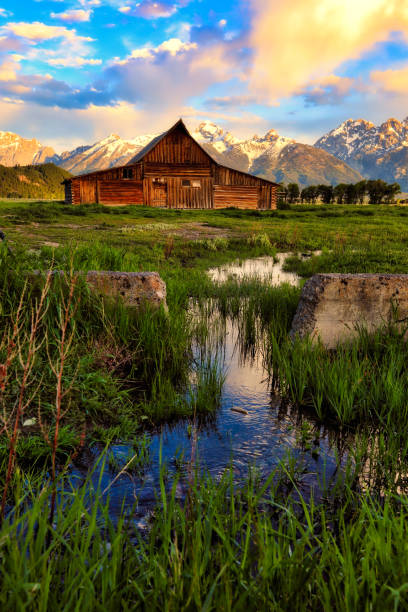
[170,222,237,240]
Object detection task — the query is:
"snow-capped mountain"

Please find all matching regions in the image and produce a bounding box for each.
[193,121,361,185]
[0,131,57,166]
[315,118,408,189]
[193,121,295,168]
[58,132,156,175]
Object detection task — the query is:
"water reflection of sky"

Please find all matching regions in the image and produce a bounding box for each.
[71,305,347,523]
[207,253,301,285]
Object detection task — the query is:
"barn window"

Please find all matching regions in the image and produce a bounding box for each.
[122,168,133,179]
[182,179,191,187]
[153,178,166,186]
[191,180,201,188]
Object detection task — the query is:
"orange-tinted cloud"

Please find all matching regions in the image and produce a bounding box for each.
[370,65,408,95]
[250,0,408,101]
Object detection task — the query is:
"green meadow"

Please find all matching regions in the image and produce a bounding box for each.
[2,199,408,609]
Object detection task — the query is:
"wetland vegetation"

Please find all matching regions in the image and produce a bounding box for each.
[2,199,408,609]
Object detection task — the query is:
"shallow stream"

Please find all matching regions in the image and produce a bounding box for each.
[72,254,348,522]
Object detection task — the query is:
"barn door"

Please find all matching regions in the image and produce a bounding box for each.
[151,178,167,207]
[80,180,97,204]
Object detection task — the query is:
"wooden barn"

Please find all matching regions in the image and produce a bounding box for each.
[64,119,279,210]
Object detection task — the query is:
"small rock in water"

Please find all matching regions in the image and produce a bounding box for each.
[23,418,37,427]
[230,407,248,415]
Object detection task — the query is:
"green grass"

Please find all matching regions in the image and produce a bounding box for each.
[3,455,408,611]
[3,201,408,608]
[268,322,408,427]
[3,200,408,259]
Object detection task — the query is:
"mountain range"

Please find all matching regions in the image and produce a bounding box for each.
[1,117,408,188]
[314,118,408,189]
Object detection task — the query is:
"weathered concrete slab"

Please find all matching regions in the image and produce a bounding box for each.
[31,270,167,309]
[85,271,166,308]
[290,274,408,348]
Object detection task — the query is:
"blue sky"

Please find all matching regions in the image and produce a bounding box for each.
[0,0,407,150]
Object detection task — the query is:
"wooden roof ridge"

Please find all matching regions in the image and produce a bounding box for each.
[126,118,280,186]
[126,118,215,166]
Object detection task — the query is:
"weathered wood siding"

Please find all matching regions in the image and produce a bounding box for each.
[143,162,211,177]
[214,185,258,209]
[79,179,97,204]
[168,177,213,209]
[143,177,213,208]
[75,165,143,182]
[98,180,143,205]
[64,181,73,204]
[144,130,210,165]
[214,166,263,187]
[258,185,277,209]
[71,179,81,204]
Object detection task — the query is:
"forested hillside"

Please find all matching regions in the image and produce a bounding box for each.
[0,163,72,199]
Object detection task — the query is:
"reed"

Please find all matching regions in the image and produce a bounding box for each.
[1,455,408,610]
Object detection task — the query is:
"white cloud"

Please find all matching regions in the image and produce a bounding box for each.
[370,65,408,95]
[47,57,102,67]
[0,8,13,18]
[0,21,93,43]
[118,1,177,19]
[50,9,92,23]
[115,37,197,62]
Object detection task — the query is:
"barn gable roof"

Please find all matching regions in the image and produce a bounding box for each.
[126,118,279,186]
[126,118,214,165]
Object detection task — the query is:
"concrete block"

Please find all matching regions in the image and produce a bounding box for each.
[290,273,408,348]
[85,271,166,308]
[31,270,167,309]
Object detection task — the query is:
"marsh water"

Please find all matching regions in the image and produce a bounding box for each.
[72,254,347,521]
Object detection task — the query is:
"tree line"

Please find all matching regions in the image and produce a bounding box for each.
[281,180,402,205]
[0,163,72,199]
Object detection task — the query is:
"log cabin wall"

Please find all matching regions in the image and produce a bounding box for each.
[98,180,143,205]
[214,185,258,209]
[258,184,278,210]
[167,177,213,209]
[213,166,277,209]
[70,178,81,205]
[214,166,264,187]
[64,181,73,204]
